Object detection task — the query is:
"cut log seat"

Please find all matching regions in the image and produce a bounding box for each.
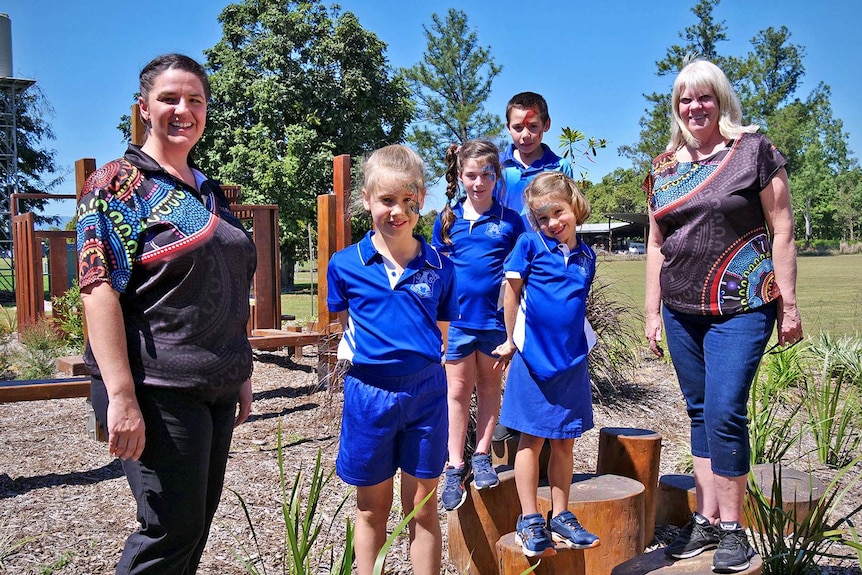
[0,377,91,403]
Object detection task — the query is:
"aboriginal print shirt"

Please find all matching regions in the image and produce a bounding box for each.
[76,146,257,391]
[643,132,786,316]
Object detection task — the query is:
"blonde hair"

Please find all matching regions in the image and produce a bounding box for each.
[524,171,590,229]
[668,59,759,152]
[362,144,426,198]
[439,140,502,244]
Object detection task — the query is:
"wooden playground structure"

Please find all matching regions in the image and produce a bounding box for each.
[0,104,349,403]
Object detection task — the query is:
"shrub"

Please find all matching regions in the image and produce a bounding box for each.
[586,268,643,399]
[51,282,84,354]
[13,319,69,379]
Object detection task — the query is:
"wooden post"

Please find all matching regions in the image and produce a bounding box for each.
[12,212,42,331]
[448,468,520,575]
[745,464,827,536]
[75,158,96,201]
[317,194,337,330]
[75,157,97,343]
[333,154,351,250]
[131,103,146,146]
[537,474,645,575]
[655,474,697,528]
[596,427,662,546]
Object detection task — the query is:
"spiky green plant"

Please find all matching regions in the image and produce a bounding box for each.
[749,345,806,465]
[747,457,862,575]
[230,422,352,575]
[803,333,862,468]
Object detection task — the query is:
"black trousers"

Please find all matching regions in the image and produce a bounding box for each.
[92,378,239,575]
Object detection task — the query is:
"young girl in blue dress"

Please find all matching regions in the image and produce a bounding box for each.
[432,140,525,511]
[493,171,600,558]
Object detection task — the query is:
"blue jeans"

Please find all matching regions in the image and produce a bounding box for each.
[662,304,776,477]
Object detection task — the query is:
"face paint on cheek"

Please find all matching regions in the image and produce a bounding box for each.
[403,182,422,215]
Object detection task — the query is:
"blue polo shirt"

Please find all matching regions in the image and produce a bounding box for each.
[431,198,525,331]
[497,143,574,218]
[327,231,460,377]
[505,231,596,381]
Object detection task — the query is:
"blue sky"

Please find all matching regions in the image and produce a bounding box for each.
[5,0,861,215]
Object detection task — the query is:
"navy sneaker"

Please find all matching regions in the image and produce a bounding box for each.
[441,465,467,511]
[515,513,557,558]
[548,510,600,549]
[712,522,755,573]
[471,452,500,489]
[665,512,720,559]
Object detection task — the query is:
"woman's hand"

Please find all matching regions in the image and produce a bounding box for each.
[492,341,516,370]
[645,312,664,359]
[777,300,803,347]
[106,391,146,461]
[235,378,253,427]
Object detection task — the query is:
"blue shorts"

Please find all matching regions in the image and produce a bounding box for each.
[445,325,507,361]
[336,363,448,486]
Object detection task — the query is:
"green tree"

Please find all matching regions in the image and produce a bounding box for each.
[583,168,645,221]
[1,85,63,232]
[199,0,413,287]
[403,9,503,180]
[619,0,731,173]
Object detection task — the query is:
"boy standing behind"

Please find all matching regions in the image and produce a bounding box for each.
[327,144,459,575]
[498,92,574,217]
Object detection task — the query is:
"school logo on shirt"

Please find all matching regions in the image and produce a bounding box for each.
[410,269,439,299]
[485,222,503,239]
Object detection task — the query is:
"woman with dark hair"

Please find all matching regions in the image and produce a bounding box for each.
[644,58,802,573]
[77,53,256,574]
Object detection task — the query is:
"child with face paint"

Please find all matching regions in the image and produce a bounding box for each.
[326,144,460,575]
[497,92,575,221]
[431,140,526,512]
[492,171,600,558]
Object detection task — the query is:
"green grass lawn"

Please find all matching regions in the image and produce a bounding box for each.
[596,253,862,338]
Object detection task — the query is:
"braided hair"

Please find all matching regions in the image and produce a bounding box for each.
[439,140,502,244]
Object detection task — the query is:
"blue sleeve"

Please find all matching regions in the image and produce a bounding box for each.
[504,233,533,278]
[560,157,574,178]
[438,260,461,321]
[326,253,349,313]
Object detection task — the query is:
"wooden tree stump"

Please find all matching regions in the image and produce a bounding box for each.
[537,473,644,575]
[447,468,521,575]
[657,466,828,537]
[744,463,827,536]
[596,427,662,546]
[610,548,763,574]
[656,474,697,528]
[497,532,586,575]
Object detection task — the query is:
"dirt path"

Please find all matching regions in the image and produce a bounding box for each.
[1,348,859,574]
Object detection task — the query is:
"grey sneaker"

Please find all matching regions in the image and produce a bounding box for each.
[548,510,600,549]
[441,465,467,511]
[471,452,499,489]
[665,512,720,559]
[712,523,755,573]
